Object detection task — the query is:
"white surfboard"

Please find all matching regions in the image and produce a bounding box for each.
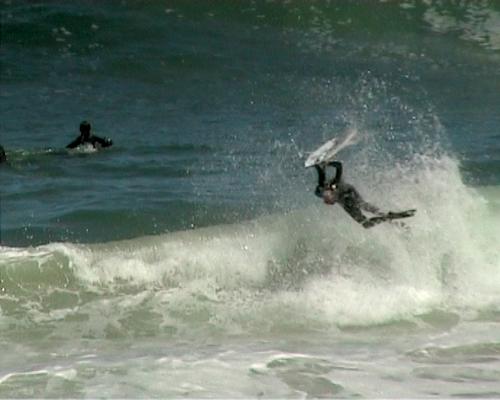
[304,128,360,167]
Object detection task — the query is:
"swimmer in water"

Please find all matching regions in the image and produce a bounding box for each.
[66,121,113,149]
[0,145,6,164]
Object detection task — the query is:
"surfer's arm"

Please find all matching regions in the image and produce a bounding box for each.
[66,137,82,149]
[93,135,113,148]
[314,165,326,197]
[315,165,326,186]
[327,161,343,185]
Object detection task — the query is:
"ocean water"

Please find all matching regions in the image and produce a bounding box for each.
[1,0,500,398]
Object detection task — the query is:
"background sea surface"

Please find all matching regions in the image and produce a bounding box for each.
[1,1,500,398]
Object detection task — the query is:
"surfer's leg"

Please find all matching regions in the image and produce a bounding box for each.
[388,209,416,218]
[362,210,416,228]
[342,203,369,226]
[342,191,391,228]
[362,215,392,228]
[359,199,383,215]
[338,187,369,225]
[342,200,404,229]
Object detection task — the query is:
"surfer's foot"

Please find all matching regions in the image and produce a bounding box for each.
[388,209,416,219]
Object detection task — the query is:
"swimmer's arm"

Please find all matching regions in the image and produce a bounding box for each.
[66,137,82,149]
[94,136,113,148]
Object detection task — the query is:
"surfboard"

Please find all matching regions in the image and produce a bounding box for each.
[304,129,359,168]
[305,128,359,168]
[304,128,360,168]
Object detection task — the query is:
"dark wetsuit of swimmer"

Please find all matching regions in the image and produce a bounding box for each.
[314,161,414,228]
[66,121,113,149]
[66,134,112,149]
[0,145,6,164]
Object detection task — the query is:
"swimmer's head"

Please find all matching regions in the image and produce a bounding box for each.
[79,121,91,138]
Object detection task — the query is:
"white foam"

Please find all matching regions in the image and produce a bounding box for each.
[2,155,499,329]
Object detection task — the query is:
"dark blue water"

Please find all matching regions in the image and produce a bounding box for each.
[1,1,500,398]
[1,0,499,246]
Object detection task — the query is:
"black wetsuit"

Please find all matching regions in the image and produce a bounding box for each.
[315,161,412,228]
[66,134,113,149]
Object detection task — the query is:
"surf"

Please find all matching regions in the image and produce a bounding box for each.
[1,154,499,339]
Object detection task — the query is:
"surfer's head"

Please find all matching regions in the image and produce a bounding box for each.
[323,188,337,205]
[79,121,91,138]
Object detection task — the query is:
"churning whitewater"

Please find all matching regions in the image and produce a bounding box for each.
[1,0,500,398]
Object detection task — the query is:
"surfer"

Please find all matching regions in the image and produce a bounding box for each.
[314,161,415,228]
[66,121,113,149]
